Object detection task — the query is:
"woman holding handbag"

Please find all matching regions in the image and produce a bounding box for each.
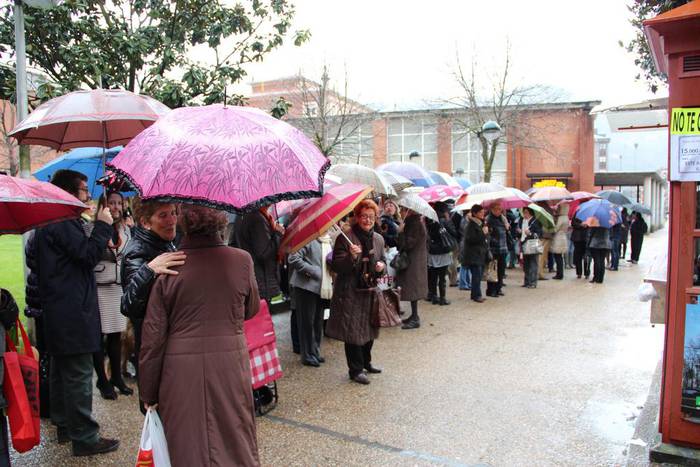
[520,207,543,289]
[88,191,133,400]
[395,206,428,329]
[462,205,489,303]
[326,200,386,385]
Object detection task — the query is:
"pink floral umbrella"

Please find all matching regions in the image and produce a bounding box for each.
[107,105,330,212]
[418,185,463,203]
[9,89,170,150]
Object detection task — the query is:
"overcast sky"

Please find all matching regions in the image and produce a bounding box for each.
[233,0,667,111]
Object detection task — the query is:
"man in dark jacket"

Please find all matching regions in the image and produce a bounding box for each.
[485,203,509,297]
[34,169,119,456]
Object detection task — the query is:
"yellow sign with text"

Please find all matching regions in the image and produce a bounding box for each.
[671,108,700,135]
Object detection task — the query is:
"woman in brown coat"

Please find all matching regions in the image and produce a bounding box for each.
[395,208,428,329]
[326,199,386,385]
[139,205,261,467]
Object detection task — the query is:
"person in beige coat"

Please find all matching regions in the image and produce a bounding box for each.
[550,203,570,280]
[139,205,260,467]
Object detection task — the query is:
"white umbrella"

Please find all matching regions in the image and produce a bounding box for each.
[429,171,462,188]
[452,182,514,211]
[327,164,397,197]
[378,170,414,192]
[396,192,438,221]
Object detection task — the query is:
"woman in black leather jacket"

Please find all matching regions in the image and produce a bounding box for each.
[120,200,185,374]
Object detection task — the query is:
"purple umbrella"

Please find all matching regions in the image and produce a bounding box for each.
[376,161,436,187]
[107,105,330,212]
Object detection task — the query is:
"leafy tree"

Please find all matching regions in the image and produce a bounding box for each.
[621,0,688,93]
[0,0,310,108]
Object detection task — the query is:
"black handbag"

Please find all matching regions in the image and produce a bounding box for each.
[390,251,411,271]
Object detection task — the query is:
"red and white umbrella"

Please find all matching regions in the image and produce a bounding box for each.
[9,89,170,151]
[530,186,572,202]
[418,185,464,203]
[279,183,372,254]
[0,174,87,234]
[453,182,524,211]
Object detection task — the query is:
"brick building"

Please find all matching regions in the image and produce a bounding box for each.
[249,76,599,192]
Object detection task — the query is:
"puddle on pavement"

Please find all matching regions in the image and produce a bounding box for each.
[581,398,643,461]
[608,326,664,372]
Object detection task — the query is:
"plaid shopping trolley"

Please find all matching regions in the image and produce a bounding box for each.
[244,300,282,416]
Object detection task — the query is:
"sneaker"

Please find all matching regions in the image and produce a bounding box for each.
[73,437,120,457]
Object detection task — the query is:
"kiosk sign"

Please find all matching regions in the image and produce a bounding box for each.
[670,107,700,181]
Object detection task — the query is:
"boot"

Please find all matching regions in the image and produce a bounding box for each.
[439,297,451,306]
[96,379,117,400]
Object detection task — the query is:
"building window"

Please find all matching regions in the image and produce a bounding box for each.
[328,121,374,167]
[386,117,438,170]
[451,128,507,183]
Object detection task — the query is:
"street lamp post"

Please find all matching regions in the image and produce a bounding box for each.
[478,120,502,183]
[13,0,63,178]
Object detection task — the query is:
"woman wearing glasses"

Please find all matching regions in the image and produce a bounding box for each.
[326,200,386,385]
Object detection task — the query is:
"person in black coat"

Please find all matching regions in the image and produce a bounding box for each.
[120,200,184,384]
[379,199,401,249]
[520,207,543,288]
[570,216,590,279]
[629,211,648,264]
[34,169,119,456]
[461,204,489,303]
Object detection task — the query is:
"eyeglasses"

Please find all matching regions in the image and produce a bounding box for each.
[358,214,376,221]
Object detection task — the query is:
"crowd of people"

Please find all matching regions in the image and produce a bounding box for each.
[16,168,650,466]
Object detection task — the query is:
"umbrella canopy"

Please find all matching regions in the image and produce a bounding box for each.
[575,199,622,228]
[279,183,372,254]
[523,203,555,229]
[530,186,572,202]
[376,161,435,187]
[107,105,331,213]
[396,192,438,221]
[33,147,132,199]
[418,185,464,203]
[429,171,462,188]
[327,164,397,197]
[596,190,633,206]
[452,182,515,211]
[272,198,310,224]
[10,89,170,151]
[562,191,600,219]
[454,178,472,190]
[377,170,414,192]
[0,174,87,234]
[627,202,652,215]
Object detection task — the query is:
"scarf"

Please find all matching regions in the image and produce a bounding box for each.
[351,223,374,259]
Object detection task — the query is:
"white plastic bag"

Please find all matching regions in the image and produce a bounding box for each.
[380,247,398,290]
[136,409,172,467]
[637,282,658,302]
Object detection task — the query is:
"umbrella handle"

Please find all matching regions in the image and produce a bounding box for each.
[339,229,354,245]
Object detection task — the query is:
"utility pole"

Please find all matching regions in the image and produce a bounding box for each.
[14,0,30,179]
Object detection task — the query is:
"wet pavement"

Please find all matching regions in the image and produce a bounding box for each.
[12,230,667,466]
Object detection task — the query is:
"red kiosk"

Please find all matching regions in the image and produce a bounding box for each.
[645,0,700,454]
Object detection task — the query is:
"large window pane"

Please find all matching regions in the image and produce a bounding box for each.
[403,119,422,134]
[424,134,438,153]
[388,119,403,135]
[423,153,438,171]
[491,148,507,170]
[452,133,469,152]
[452,152,468,173]
[388,135,402,155]
[404,135,421,154]
[423,120,438,134]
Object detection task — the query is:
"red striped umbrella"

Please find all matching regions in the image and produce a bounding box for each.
[279,183,372,254]
[0,174,87,234]
[418,185,463,203]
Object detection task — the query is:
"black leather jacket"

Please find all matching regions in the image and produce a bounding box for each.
[120,226,176,321]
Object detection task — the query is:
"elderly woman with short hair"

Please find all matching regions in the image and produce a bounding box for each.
[139,204,261,466]
[326,199,386,385]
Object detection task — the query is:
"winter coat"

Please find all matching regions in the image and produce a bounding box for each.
[120,226,177,322]
[427,218,459,255]
[461,217,489,267]
[609,223,622,242]
[23,231,41,318]
[551,205,570,254]
[379,214,400,248]
[630,215,648,237]
[326,229,385,346]
[570,217,588,243]
[451,212,464,243]
[288,240,323,295]
[139,234,260,467]
[588,227,611,250]
[520,217,543,243]
[395,214,428,302]
[35,219,111,355]
[235,211,281,300]
[485,213,509,255]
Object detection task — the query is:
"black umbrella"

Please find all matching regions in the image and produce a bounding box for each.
[596,190,633,206]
